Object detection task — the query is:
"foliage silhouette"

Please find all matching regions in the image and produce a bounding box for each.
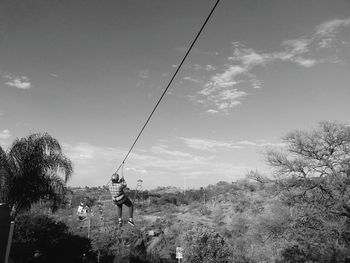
[0,133,73,218]
[10,212,93,263]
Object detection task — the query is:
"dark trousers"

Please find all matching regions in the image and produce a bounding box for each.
[114,196,133,219]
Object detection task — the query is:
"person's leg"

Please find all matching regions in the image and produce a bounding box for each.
[115,201,123,224]
[123,197,134,225]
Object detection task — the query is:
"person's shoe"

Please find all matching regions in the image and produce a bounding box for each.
[128,220,135,227]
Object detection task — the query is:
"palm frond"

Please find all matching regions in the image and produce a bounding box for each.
[0,145,10,203]
[5,133,74,216]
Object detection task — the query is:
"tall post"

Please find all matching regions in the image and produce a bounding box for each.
[203,188,206,205]
[4,221,15,263]
[0,203,12,263]
[134,179,144,207]
[87,214,91,238]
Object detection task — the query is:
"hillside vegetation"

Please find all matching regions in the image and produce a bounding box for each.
[8,122,350,262]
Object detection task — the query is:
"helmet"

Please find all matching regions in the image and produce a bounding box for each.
[111,173,119,183]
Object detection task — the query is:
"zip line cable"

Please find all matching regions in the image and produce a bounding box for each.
[109,0,221,183]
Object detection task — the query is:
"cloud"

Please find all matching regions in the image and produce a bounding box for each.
[183,76,201,83]
[237,140,285,147]
[229,45,272,67]
[138,70,149,79]
[180,137,243,151]
[61,139,261,188]
[4,75,31,89]
[151,144,193,158]
[0,129,11,139]
[205,64,216,71]
[282,38,311,55]
[258,142,286,147]
[125,167,147,174]
[315,18,350,37]
[190,64,216,71]
[63,142,125,162]
[313,18,350,49]
[62,142,127,186]
[210,65,245,89]
[188,17,350,114]
[61,141,216,187]
[193,45,271,113]
[176,47,219,56]
[293,57,318,67]
[0,129,12,149]
[278,18,350,56]
[207,109,219,114]
[238,140,257,146]
[250,77,263,89]
[178,136,285,154]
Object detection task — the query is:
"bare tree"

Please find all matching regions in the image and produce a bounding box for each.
[266,121,350,218]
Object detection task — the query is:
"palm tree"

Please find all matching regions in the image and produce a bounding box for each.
[0,133,73,218]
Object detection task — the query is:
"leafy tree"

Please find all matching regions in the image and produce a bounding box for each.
[266,121,350,261]
[267,122,350,218]
[182,226,231,263]
[0,133,73,217]
[90,227,118,263]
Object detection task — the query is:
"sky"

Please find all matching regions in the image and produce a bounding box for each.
[1,0,350,189]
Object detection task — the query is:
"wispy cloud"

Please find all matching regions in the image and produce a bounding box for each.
[62,142,126,185]
[176,47,219,56]
[206,109,219,114]
[180,137,243,151]
[189,17,350,114]
[125,167,147,174]
[180,137,285,152]
[63,142,125,162]
[315,18,350,48]
[276,18,350,60]
[188,63,217,71]
[62,140,250,188]
[0,129,12,149]
[3,74,31,89]
[138,69,149,79]
[151,144,193,158]
[183,76,201,83]
[238,140,286,147]
[0,129,11,140]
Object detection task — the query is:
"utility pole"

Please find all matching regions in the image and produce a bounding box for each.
[200,187,206,205]
[87,215,91,238]
[183,176,187,194]
[134,179,144,207]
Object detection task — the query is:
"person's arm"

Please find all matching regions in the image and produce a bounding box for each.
[107,178,113,187]
[119,178,128,192]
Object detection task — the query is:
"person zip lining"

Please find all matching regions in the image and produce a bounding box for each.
[108,172,134,227]
[106,0,220,228]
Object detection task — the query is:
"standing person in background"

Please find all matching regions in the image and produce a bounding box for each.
[108,173,134,227]
[77,202,87,220]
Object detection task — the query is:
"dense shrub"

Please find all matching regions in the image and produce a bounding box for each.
[182,226,231,263]
[10,212,93,263]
